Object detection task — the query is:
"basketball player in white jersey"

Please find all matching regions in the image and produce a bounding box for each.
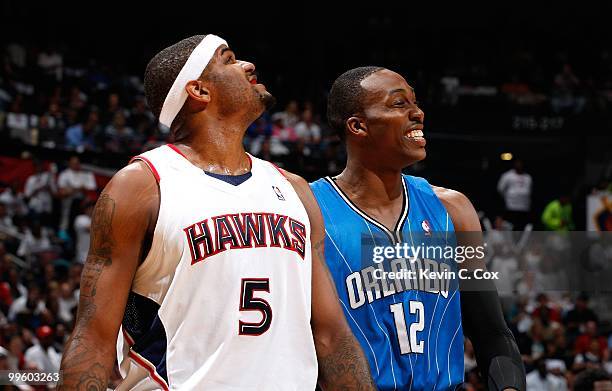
[58,35,375,390]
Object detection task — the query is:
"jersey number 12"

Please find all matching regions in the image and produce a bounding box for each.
[389,301,425,354]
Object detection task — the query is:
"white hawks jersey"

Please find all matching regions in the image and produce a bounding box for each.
[115,144,317,390]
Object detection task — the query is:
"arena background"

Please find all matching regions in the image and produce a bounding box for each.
[0,2,611,389]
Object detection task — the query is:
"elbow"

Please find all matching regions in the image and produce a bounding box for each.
[314,322,353,357]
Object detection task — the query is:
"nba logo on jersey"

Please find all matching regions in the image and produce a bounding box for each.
[272,185,285,200]
[421,219,432,236]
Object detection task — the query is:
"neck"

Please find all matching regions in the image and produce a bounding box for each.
[336,154,404,206]
[175,115,251,175]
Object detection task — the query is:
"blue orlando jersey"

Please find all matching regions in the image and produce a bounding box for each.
[311,175,464,390]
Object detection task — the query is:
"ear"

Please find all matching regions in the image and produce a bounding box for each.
[346,116,368,138]
[185,80,211,105]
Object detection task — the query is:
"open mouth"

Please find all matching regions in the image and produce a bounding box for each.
[404,126,426,147]
[405,129,424,139]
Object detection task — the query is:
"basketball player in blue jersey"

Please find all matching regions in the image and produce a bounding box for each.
[59,36,375,390]
[311,67,525,390]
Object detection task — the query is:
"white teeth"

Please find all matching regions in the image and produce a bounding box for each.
[406,129,424,138]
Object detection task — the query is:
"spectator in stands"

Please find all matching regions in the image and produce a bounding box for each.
[497,159,533,230]
[57,282,77,325]
[57,156,97,233]
[0,203,18,238]
[526,358,568,390]
[5,95,29,142]
[73,201,93,264]
[0,181,27,217]
[273,100,300,128]
[103,92,129,125]
[34,114,62,147]
[440,71,460,106]
[295,108,321,145]
[552,63,585,114]
[269,116,296,156]
[16,221,53,260]
[24,325,61,372]
[532,293,562,325]
[24,159,56,225]
[271,116,297,143]
[44,102,65,130]
[65,110,101,151]
[488,242,518,311]
[68,86,87,111]
[8,284,45,325]
[575,321,609,358]
[104,111,135,153]
[541,194,575,231]
[37,45,63,82]
[2,261,26,302]
[4,335,24,371]
[246,114,272,156]
[129,95,155,129]
[574,338,606,371]
[464,339,478,373]
[565,293,599,339]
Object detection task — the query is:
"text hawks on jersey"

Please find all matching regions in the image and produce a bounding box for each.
[183,212,308,263]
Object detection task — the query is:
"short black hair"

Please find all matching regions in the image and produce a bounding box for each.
[144,35,207,120]
[327,66,384,139]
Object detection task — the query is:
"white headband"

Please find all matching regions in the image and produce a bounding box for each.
[159,34,228,127]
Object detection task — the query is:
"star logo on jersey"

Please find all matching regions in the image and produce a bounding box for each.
[272,185,285,201]
[421,219,432,236]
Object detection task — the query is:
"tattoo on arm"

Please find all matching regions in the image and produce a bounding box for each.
[314,237,325,264]
[59,194,116,390]
[313,238,376,389]
[318,335,377,390]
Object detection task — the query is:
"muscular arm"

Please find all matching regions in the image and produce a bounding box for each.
[435,187,526,391]
[59,162,158,390]
[283,169,375,390]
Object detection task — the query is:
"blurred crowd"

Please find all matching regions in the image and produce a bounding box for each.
[2,41,612,171]
[1,42,612,390]
[0,154,101,387]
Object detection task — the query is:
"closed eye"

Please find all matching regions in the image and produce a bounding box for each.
[225,54,236,65]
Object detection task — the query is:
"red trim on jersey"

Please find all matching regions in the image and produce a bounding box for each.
[167,143,189,159]
[130,156,160,183]
[128,350,170,391]
[122,328,135,347]
[269,162,287,179]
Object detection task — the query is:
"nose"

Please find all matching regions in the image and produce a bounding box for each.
[238,60,255,74]
[410,106,425,124]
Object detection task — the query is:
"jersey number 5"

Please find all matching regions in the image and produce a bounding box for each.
[239,278,272,336]
[390,301,425,354]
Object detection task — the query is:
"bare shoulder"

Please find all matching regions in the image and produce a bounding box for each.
[432,186,473,211]
[105,161,158,197]
[276,167,323,232]
[100,160,160,226]
[276,167,314,202]
[277,167,309,190]
[431,185,480,231]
